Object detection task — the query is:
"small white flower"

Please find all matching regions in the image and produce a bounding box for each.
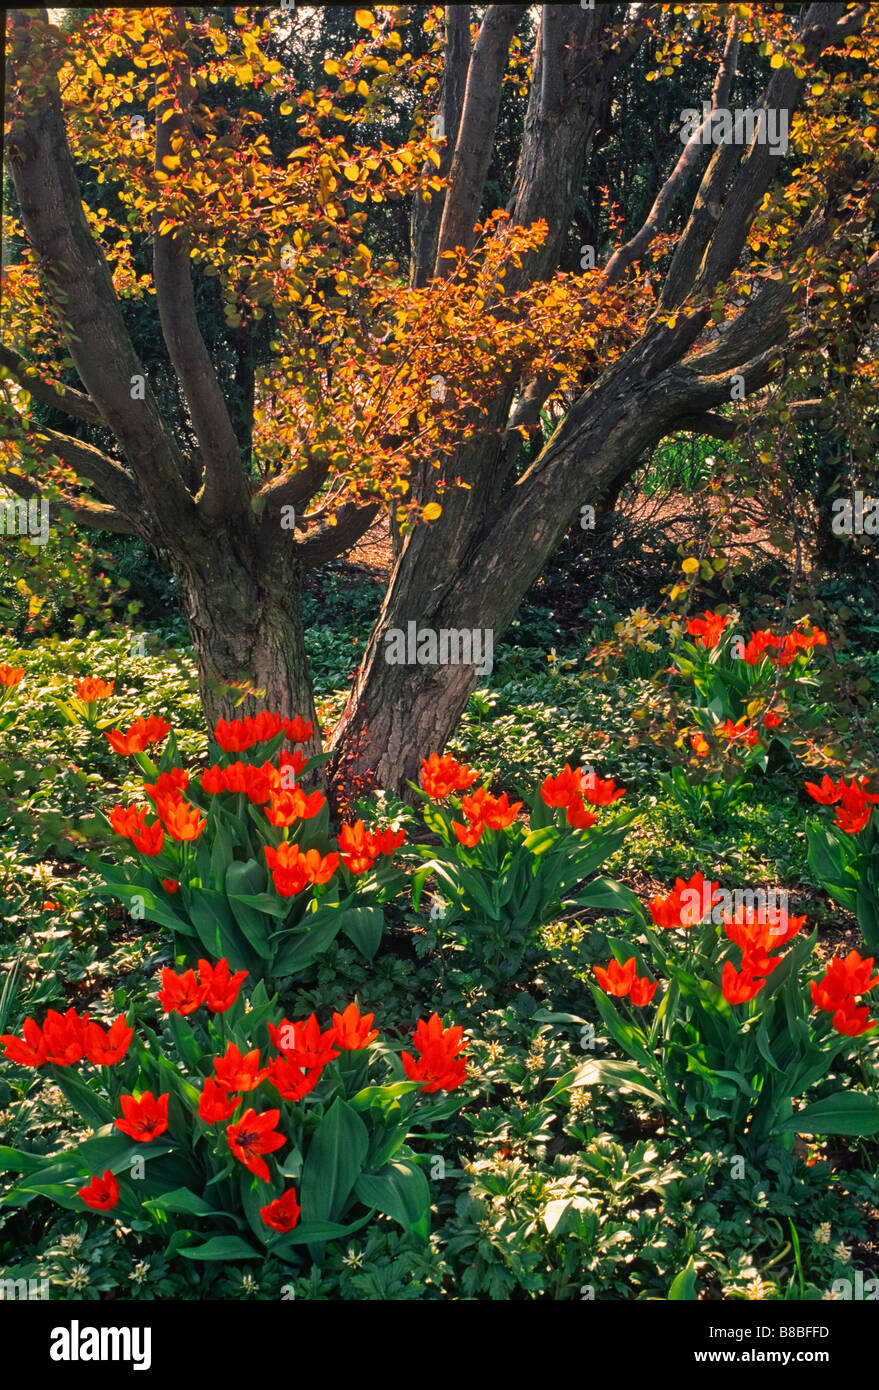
[833,1242,851,1265]
[813,1222,832,1245]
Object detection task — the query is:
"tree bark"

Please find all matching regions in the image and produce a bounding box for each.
[173,532,319,745]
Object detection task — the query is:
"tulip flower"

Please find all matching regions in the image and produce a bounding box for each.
[143,768,189,801]
[269,1014,339,1069]
[78,1170,120,1211]
[42,1007,90,1065]
[649,872,721,930]
[74,677,114,702]
[198,957,248,1013]
[104,716,170,755]
[741,630,778,665]
[593,956,659,1005]
[686,610,729,648]
[155,795,206,842]
[452,819,484,847]
[565,797,597,829]
[420,753,478,799]
[332,1002,379,1050]
[266,1054,323,1101]
[84,1016,133,1066]
[1,1016,48,1067]
[336,817,378,872]
[283,716,314,743]
[581,772,626,806]
[158,967,207,1016]
[401,1013,467,1093]
[213,1042,269,1093]
[266,785,325,825]
[540,763,584,808]
[261,1187,301,1233]
[721,962,766,1004]
[810,951,879,1015]
[198,1076,241,1123]
[227,1108,285,1182]
[214,712,283,753]
[115,1091,169,1142]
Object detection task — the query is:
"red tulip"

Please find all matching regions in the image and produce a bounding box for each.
[0,1016,48,1067]
[401,1013,467,1093]
[78,1169,119,1211]
[686,610,729,649]
[227,1108,285,1182]
[115,1091,169,1142]
[332,1002,378,1050]
[84,1016,133,1066]
[213,1042,269,1093]
[104,716,170,755]
[198,958,248,1013]
[198,1076,241,1123]
[261,1186,301,1232]
[158,967,207,1016]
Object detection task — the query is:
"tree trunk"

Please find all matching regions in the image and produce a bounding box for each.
[172,535,319,748]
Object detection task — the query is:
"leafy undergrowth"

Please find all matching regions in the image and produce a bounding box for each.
[1,629,878,1300]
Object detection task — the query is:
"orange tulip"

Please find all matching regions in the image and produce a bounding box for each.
[75,677,114,702]
[104,716,170,755]
[420,753,478,799]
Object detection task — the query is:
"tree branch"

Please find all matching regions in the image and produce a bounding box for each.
[0,466,137,534]
[296,503,380,568]
[5,9,195,539]
[434,5,526,267]
[151,47,251,526]
[0,346,105,425]
[410,5,470,289]
[605,14,740,287]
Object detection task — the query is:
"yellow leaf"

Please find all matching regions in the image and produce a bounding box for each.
[355,9,375,27]
[682,557,699,575]
[324,59,341,76]
[770,53,784,68]
[343,162,359,181]
[421,502,442,521]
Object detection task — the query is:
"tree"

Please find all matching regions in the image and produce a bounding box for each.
[2,5,877,792]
